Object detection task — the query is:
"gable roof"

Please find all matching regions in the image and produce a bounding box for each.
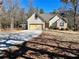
[26,9,56,22]
[26,9,68,23]
[57,15,68,23]
[27,13,45,23]
[39,14,55,22]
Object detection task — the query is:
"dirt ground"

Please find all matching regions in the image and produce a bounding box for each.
[1,30,79,59]
[25,30,79,59]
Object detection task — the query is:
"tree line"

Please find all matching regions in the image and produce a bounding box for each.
[61,0,79,31]
[0,0,79,31]
[0,0,27,30]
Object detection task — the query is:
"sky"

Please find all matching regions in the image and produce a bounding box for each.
[20,0,63,13]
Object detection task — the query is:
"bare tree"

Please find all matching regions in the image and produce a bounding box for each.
[0,0,27,30]
[0,0,3,30]
[28,0,34,16]
[61,0,79,31]
[5,0,20,29]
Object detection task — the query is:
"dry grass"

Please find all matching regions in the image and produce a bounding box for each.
[0,29,24,33]
[45,30,79,43]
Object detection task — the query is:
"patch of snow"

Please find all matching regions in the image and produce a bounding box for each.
[6,40,24,44]
[0,39,6,42]
[0,48,8,50]
[0,30,42,50]
[0,44,6,47]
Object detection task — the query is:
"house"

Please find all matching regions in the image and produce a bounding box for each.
[39,14,55,29]
[27,12,68,30]
[49,15,68,29]
[27,13,45,30]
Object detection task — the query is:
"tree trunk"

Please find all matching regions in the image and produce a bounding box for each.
[0,18,1,31]
[10,17,14,29]
[73,1,77,31]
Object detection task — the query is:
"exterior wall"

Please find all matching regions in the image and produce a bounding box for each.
[45,23,49,28]
[27,13,45,30]
[29,24,43,30]
[49,15,67,29]
[57,19,67,29]
[49,15,59,27]
[27,13,68,30]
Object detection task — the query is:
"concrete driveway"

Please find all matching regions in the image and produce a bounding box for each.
[0,30,42,50]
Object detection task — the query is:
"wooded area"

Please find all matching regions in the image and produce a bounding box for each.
[0,0,79,31]
[0,0,27,30]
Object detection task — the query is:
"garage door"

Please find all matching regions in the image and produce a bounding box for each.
[29,24,43,30]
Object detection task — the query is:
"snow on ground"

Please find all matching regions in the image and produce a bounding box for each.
[0,30,42,50]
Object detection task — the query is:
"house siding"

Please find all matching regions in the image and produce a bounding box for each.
[45,23,49,28]
[57,19,67,29]
[27,13,45,30]
[49,15,59,27]
[27,13,68,30]
[49,15,67,29]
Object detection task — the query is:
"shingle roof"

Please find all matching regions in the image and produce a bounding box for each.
[26,9,56,22]
[57,14,68,23]
[39,14,55,22]
[26,8,69,23]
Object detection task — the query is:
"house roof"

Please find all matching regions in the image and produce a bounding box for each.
[39,14,55,22]
[57,15,68,23]
[26,9,56,22]
[26,12,68,23]
[26,8,68,23]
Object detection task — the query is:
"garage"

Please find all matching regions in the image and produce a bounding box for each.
[29,24,43,30]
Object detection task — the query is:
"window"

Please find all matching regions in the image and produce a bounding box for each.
[60,21,64,26]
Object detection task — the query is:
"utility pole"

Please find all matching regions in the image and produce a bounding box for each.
[0,0,3,31]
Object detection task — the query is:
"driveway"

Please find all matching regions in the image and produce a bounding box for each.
[0,30,42,50]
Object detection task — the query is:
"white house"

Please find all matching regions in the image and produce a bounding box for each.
[49,15,68,29]
[27,12,68,30]
[27,13,45,30]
